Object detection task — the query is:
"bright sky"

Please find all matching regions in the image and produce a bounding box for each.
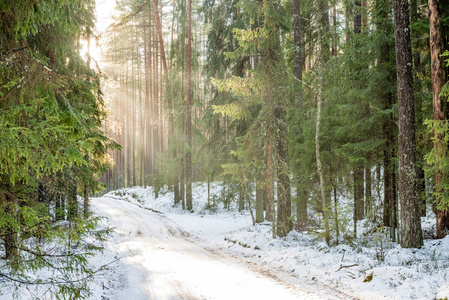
[81,0,117,65]
[95,0,117,32]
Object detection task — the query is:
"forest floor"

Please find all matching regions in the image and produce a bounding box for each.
[88,196,345,299]
[3,182,449,299]
[89,183,449,300]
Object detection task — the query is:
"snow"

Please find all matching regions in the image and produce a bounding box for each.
[93,182,449,300]
[2,182,449,299]
[89,193,317,299]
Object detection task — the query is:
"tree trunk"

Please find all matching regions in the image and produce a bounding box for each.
[332,4,338,56]
[392,0,423,248]
[55,194,64,221]
[293,0,307,231]
[256,182,265,223]
[365,166,372,218]
[411,0,426,218]
[296,188,307,230]
[153,15,160,177]
[265,129,274,225]
[4,194,18,260]
[329,162,339,245]
[185,0,193,211]
[67,183,78,221]
[83,183,89,218]
[152,0,168,72]
[293,0,302,82]
[144,16,150,187]
[316,76,330,245]
[275,103,292,237]
[132,23,136,187]
[354,1,361,35]
[333,181,339,245]
[429,0,449,239]
[353,163,364,222]
[376,0,397,236]
[352,0,364,235]
[238,183,245,212]
[317,0,330,245]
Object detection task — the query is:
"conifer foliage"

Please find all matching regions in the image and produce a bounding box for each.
[0,0,115,297]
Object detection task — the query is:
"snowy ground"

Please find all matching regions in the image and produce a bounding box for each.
[89,182,449,300]
[2,182,449,299]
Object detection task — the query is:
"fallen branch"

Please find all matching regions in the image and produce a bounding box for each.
[336,264,359,272]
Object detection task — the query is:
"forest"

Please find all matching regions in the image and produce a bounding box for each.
[1,0,449,298]
[102,0,448,245]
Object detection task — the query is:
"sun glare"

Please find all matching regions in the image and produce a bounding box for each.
[79,0,116,67]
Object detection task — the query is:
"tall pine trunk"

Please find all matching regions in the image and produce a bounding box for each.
[275,100,292,237]
[353,163,364,234]
[316,0,330,245]
[185,0,193,211]
[392,0,423,248]
[411,0,426,217]
[83,183,89,217]
[293,0,307,229]
[255,182,265,223]
[352,0,365,235]
[428,0,449,238]
[265,129,274,225]
[316,75,329,245]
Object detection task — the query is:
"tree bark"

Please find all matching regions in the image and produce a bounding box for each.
[392,0,423,248]
[354,0,361,35]
[132,22,136,187]
[375,0,396,231]
[185,0,193,211]
[265,129,274,225]
[317,0,330,245]
[255,182,265,223]
[144,15,151,187]
[238,183,245,212]
[275,102,292,237]
[293,0,307,230]
[352,0,364,234]
[152,0,168,72]
[428,0,449,238]
[365,166,372,218]
[4,194,18,260]
[83,183,89,217]
[316,77,330,245]
[410,0,426,218]
[353,163,364,223]
[293,0,302,82]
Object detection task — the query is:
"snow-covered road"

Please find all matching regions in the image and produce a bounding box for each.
[93,197,351,300]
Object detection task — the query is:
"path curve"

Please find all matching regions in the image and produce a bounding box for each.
[93,197,358,300]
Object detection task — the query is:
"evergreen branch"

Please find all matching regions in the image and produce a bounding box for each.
[108,0,152,30]
[0,222,47,238]
[0,46,29,55]
[0,258,120,286]
[3,244,95,258]
[0,85,17,101]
